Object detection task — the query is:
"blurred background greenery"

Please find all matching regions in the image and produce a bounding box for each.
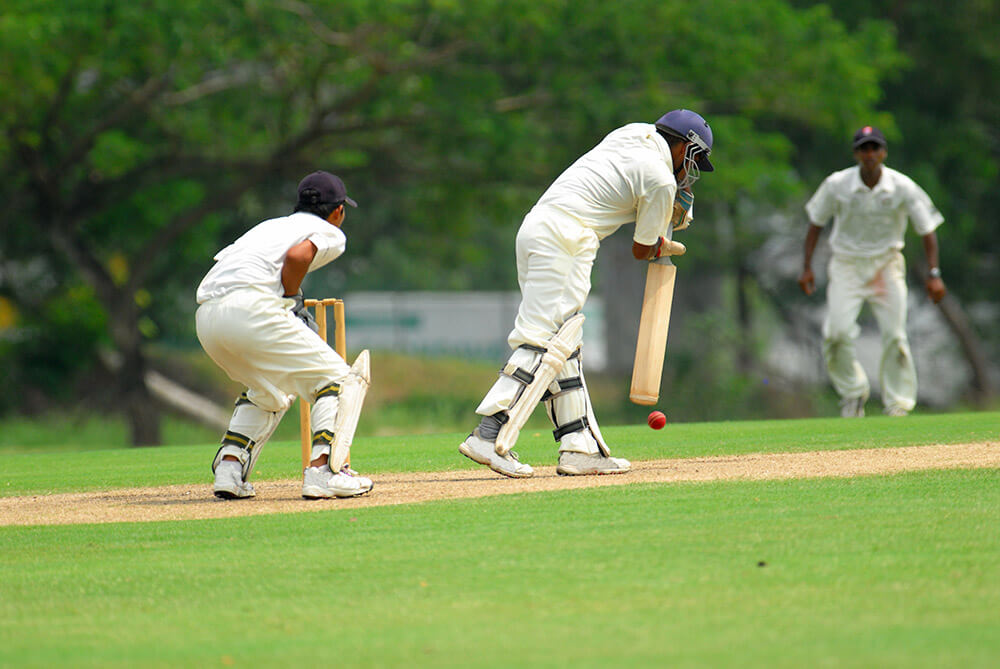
[1,0,996,448]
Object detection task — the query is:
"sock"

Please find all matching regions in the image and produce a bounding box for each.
[477,412,506,441]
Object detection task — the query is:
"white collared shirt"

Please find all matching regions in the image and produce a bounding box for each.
[528,123,680,245]
[805,165,943,257]
[196,211,346,303]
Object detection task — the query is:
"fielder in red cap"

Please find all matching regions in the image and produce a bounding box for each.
[799,127,946,418]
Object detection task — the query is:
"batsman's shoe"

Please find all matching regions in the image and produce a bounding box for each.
[556,451,631,476]
[213,460,256,499]
[459,428,534,478]
[883,405,909,417]
[302,465,373,499]
[839,395,866,418]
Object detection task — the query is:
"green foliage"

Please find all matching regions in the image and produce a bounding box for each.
[0,284,106,412]
[0,0,941,428]
[790,0,1000,305]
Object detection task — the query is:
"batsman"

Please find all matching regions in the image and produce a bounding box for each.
[460,109,715,477]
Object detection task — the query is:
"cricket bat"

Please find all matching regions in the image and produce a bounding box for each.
[629,240,685,405]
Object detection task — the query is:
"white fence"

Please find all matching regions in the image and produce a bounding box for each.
[339,292,607,370]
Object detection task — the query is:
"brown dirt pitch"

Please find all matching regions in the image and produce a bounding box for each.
[1,442,997,527]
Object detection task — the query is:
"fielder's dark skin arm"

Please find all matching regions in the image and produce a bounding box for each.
[281,203,345,296]
[797,223,823,296]
[282,240,318,297]
[921,231,946,303]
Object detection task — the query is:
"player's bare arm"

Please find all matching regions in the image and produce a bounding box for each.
[798,224,823,296]
[921,231,946,303]
[281,239,318,297]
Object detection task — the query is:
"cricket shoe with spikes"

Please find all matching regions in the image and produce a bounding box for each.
[459,428,534,478]
[213,459,256,499]
[556,451,631,476]
[839,395,867,418]
[302,465,373,499]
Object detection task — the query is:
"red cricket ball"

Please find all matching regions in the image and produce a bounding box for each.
[647,410,666,430]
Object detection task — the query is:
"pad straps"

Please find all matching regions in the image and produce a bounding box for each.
[553,416,589,442]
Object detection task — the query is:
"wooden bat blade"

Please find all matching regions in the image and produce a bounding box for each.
[629,259,677,405]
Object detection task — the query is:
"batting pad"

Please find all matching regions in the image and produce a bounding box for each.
[544,356,610,457]
[495,313,585,456]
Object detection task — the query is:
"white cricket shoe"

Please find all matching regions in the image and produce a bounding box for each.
[556,451,631,476]
[213,460,256,499]
[302,465,373,499]
[883,406,909,417]
[459,428,534,478]
[839,395,867,418]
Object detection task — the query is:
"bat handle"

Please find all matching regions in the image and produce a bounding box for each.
[657,240,686,257]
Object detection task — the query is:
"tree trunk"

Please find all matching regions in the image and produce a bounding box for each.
[908,264,995,403]
[934,294,995,404]
[108,300,163,446]
[120,345,162,446]
[736,258,753,373]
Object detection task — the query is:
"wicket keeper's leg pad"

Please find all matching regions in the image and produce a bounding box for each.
[322,350,371,472]
[213,394,286,481]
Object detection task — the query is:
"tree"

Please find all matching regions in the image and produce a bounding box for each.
[0,0,905,442]
[788,0,999,401]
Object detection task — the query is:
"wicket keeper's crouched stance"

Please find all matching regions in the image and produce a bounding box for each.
[460,110,715,478]
[196,171,373,500]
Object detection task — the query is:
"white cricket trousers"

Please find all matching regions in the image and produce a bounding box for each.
[476,214,598,416]
[196,287,351,419]
[822,250,916,412]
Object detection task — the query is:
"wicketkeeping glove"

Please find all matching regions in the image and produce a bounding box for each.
[289,293,319,334]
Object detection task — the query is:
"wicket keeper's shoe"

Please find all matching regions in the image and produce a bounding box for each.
[839,395,867,418]
[556,451,631,476]
[302,465,373,499]
[459,428,534,478]
[213,460,256,499]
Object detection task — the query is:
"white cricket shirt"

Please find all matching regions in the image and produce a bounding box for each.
[805,165,943,258]
[196,211,346,303]
[528,123,679,245]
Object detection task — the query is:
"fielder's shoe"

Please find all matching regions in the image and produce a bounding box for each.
[459,428,534,478]
[213,460,256,499]
[883,405,909,417]
[302,465,373,499]
[556,451,631,476]
[839,395,867,418]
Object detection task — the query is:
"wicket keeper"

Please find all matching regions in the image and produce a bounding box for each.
[196,171,373,499]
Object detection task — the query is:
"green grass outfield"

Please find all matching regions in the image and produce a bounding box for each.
[1,412,998,668]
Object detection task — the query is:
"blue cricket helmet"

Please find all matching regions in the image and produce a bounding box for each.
[655,109,714,173]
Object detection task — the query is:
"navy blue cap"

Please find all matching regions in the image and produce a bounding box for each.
[297,171,357,207]
[853,126,887,149]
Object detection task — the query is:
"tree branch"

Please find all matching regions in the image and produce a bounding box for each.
[59,74,173,173]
